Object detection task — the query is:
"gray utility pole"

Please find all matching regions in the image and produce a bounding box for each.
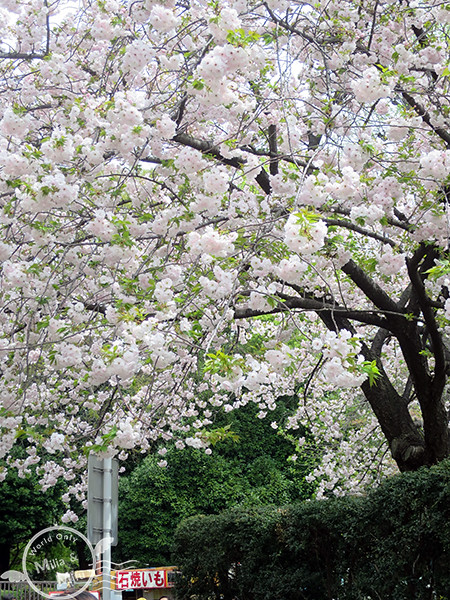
[87,455,119,600]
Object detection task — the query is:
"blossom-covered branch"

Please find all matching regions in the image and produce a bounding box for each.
[3,0,450,509]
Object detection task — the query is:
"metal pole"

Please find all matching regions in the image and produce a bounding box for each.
[102,457,112,600]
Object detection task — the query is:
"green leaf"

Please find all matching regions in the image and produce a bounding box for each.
[425,259,450,280]
[90,425,119,453]
[360,360,380,387]
[200,425,240,446]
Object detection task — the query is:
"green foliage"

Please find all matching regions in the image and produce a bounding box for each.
[173,506,280,600]
[204,350,245,376]
[0,465,65,571]
[360,359,381,386]
[114,402,313,567]
[200,424,240,446]
[225,28,260,47]
[115,449,247,566]
[172,460,450,600]
[89,425,118,454]
[425,258,450,280]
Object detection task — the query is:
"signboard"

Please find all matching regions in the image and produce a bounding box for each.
[114,570,173,590]
[74,570,96,580]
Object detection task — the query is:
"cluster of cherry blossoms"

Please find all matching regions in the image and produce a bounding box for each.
[284,212,328,256]
[1,0,450,514]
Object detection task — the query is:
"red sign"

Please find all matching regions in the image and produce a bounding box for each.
[115,569,169,590]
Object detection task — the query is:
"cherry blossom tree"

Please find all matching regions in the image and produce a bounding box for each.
[2,0,450,506]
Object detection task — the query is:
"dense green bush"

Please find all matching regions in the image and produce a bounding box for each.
[172,460,450,599]
[115,400,315,566]
[172,507,280,600]
[0,462,65,573]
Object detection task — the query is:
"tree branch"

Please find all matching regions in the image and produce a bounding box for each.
[406,244,447,392]
[238,143,314,172]
[399,89,450,148]
[268,124,278,176]
[331,206,414,233]
[371,328,391,356]
[234,291,389,328]
[324,218,398,248]
[0,52,47,60]
[171,132,272,194]
[172,132,244,168]
[341,259,403,315]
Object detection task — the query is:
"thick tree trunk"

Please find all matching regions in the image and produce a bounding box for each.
[361,326,450,471]
[360,359,427,471]
[417,389,449,464]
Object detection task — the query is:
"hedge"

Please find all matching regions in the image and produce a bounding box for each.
[172,460,450,599]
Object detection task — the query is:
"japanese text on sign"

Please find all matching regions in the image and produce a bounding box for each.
[115,570,168,590]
